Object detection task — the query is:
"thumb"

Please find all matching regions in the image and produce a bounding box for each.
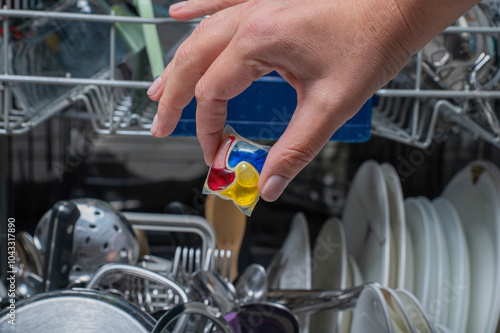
[169,0,248,21]
[258,91,356,202]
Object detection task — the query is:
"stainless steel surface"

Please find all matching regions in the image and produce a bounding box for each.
[266,284,370,315]
[34,198,139,284]
[86,263,188,304]
[235,264,268,304]
[372,2,500,148]
[210,248,233,282]
[125,212,216,264]
[237,302,300,333]
[152,302,235,333]
[14,231,43,297]
[189,270,237,314]
[0,290,155,333]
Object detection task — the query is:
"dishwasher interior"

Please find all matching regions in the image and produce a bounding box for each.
[1,0,500,332]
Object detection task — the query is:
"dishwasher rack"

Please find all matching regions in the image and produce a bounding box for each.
[1,2,500,148]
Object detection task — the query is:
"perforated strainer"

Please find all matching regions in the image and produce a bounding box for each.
[34,198,139,284]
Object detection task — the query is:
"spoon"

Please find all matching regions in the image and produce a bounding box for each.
[235,264,268,305]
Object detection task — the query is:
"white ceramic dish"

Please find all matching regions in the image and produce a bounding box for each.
[443,161,500,333]
[309,217,347,333]
[269,212,311,332]
[403,199,433,305]
[340,252,355,333]
[381,163,406,289]
[417,197,449,326]
[342,160,390,285]
[432,197,470,333]
[380,286,416,333]
[349,255,364,287]
[351,284,393,333]
[403,226,415,294]
[396,289,437,333]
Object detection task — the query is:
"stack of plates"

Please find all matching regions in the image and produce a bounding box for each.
[338,159,499,332]
[274,159,500,332]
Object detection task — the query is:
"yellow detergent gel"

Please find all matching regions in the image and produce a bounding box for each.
[221,163,259,207]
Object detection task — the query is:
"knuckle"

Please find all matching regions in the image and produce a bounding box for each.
[277,145,316,173]
[194,15,213,34]
[174,43,194,67]
[194,79,211,102]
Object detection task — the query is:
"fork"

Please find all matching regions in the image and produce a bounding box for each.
[205,248,233,283]
[170,246,233,283]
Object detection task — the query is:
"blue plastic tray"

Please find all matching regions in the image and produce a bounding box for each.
[171,73,372,142]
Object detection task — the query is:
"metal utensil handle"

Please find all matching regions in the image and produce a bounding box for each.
[152,302,235,333]
[86,263,189,303]
[43,201,80,292]
[266,283,376,315]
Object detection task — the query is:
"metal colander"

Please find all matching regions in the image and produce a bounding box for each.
[34,198,139,284]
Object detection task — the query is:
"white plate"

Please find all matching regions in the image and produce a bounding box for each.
[403,199,433,304]
[309,217,347,333]
[270,212,311,332]
[351,284,393,333]
[417,197,449,326]
[443,161,500,333]
[381,163,406,289]
[432,197,470,333]
[340,253,355,333]
[349,255,364,286]
[403,226,415,294]
[342,160,390,285]
[396,289,437,333]
[435,325,453,333]
[380,286,416,333]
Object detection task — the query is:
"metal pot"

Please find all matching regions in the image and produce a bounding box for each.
[0,289,155,333]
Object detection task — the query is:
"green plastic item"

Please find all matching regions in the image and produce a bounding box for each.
[133,0,165,78]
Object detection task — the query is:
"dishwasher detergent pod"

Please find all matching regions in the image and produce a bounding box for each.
[203,125,270,216]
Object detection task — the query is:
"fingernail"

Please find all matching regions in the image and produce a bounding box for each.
[147,76,161,96]
[261,175,289,202]
[170,1,187,11]
[151,114,158,135]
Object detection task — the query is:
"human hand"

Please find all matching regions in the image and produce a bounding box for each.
[148,0,479,201]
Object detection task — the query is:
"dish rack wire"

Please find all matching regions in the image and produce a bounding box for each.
[1,3,500,148]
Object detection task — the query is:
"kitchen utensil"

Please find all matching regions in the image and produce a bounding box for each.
[189,270,237,314]
[42,200,80,292]
[209,248,233,282]
[0,289,156,333]
[86,263,188,304]
[205,194,246,281]
[235,263,268,304]
[342,160,390,285]
[443,161,500,333]
[14,231,43,297]
[236,302,300,333]
[266,284,367,315]
[152,302,235,333]
[35,198,140,284]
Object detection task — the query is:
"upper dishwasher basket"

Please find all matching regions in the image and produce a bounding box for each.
[2,1,500,148]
